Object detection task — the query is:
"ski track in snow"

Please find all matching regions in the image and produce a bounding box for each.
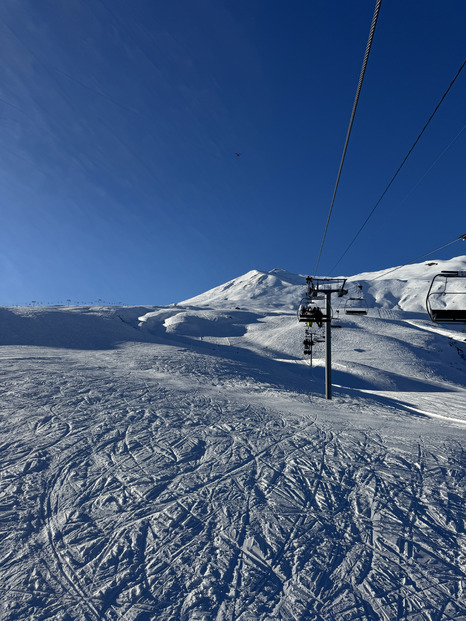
[0,339,465,620]
[1,261,466,620]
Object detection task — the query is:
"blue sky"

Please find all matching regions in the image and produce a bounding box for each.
[1,0,465,305]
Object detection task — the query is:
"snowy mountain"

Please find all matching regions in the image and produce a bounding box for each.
[181,256,466,313]
[179,268,307,310]
[1,258,465,620]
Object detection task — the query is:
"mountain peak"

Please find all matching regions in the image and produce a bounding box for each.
[179,256,466,313]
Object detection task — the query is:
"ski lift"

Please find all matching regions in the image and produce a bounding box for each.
[303,332,324,349]
[303,337,313,356]
[306,277,347,298]
[426,271,466,323]
[305,324,324,339]
[344,284,368,316]
[302,329,324,364]
[332,309,342,327]
[297,301,326,327]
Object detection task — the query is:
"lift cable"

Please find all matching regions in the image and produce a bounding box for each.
[365,234,466,282]
[314,0,382,277]
[329,58,466,275]
[394,120,466,209]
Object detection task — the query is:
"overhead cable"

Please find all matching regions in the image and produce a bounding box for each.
[330,58,466,275]
[367,234,466,282]
[314,0,382,276]
[394,120,466,210]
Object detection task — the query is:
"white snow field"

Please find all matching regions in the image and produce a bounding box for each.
[1,258,465,620]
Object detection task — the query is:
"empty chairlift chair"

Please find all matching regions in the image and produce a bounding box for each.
[344,285,368,316]
[426,271,466,323]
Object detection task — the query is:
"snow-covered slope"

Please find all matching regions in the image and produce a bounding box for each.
[1,258,465,620]
[181,256,466,314]
[349,254,466,312]
[180,268,307,310]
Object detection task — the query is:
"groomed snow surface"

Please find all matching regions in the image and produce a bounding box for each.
[1,259,465,620]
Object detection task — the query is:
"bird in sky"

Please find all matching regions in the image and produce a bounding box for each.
[235,152,240,157]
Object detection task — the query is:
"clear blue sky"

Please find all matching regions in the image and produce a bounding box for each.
[1,0,465,305]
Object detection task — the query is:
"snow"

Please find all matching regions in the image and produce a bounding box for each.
[1,258,466,619]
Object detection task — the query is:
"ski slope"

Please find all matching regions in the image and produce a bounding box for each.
[1,259,465,620]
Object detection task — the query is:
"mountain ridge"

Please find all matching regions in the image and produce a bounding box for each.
[180,255,466,314]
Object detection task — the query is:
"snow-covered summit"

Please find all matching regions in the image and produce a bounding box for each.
[180,255,466,314]
[179,268,306,310]
[347,254,466,313]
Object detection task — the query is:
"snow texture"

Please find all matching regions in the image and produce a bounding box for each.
[1,258,466,620]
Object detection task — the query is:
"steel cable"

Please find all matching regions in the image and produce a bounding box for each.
[366,234,466,282]
[314,0,382,276]
[330,58,466,275]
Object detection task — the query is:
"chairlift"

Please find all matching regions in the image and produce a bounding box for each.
[303,338,313,356]
[302,329,324,363]
[332,309,342,327]
[305,326,324,341]
[426,271,466,323]
[344,284,368,316]
[306,277,348,298]
[297,301,326,327]
[303,333,324,348]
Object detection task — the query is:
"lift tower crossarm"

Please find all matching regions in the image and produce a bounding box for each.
[306,277,348,298]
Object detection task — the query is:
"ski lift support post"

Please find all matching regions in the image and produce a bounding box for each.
[305,277,347,399]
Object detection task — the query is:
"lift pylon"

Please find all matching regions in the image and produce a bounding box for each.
[298,277,347,399]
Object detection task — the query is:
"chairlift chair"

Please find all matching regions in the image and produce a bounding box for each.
[426,271,466,323]
[297,301,326,327]
[303,337,313,356]
[305,326,324,342]
[344,285,368,316]
[303,331,325,362]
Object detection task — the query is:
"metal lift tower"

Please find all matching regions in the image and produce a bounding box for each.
[298,277,348,399]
